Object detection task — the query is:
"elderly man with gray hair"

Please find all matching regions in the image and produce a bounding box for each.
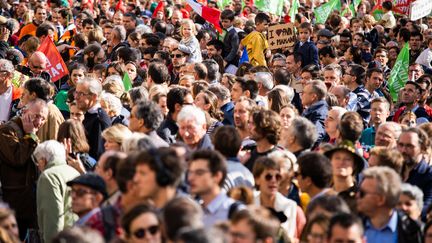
[282,117,318,157]
[254,72,274,107]
[0,59,20,123]
[301,80,328,145]
[177,105,213,150]
[34,140,80,243]
[107,25,128,62]
[75,77,112,159]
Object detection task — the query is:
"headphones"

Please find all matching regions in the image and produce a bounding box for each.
[148,149,172,187]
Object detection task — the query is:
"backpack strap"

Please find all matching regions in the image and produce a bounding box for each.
[101,205,116,241]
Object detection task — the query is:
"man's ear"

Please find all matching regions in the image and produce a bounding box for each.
[89,51,95,58]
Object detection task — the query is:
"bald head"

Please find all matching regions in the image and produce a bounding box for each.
[28,51,48,75]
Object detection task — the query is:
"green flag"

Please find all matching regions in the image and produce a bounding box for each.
[217,0,231,9]
[314,0,340,24]
[388,43,410,101]
[122,72,132,92]
[289,0,299,22]
[255,0,284,15]
[349,0,361,15]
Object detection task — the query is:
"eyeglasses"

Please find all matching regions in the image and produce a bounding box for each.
[74,91,92,97]
[132,225,159,239]
[264,173,282,182]
[71,188,95,197]
[171,54,184,58]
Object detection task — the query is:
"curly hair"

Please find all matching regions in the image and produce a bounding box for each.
[251,108,281,145]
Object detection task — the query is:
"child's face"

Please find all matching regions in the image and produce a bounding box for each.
[255,20,269,33]
[182,23,193,38]
[298,28,311,42]
[221,19,232,29]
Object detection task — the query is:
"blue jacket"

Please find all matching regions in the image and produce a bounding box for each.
[294,40,319,68]
[406,159,432,220]
[302,100,328,144]
[221,102,235,126]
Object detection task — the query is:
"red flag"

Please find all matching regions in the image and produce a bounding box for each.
[185,0,222,33]
[115,0,125,13]
[202,6,222,33]
[152,1,164,18]
[37,38,69,82]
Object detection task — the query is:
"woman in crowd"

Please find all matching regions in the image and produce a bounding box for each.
[253,156,298,238]
[194,90,224,134]
[121,204,162,243]
[101,124,133,152]
[57,119,95,173]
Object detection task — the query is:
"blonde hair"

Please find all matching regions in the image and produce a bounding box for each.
[180,19,197,37]
[102,124,132,145]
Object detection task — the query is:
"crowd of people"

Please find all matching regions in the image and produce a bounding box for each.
[0,0,431,242]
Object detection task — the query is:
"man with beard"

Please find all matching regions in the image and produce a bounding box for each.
[169,48,188,85]
[338,30,352,57]
[392,81,431,122]
[73,43,106,71]
[397,127,432,219]
[233,97,256,145]
[409,31,424,64]
[243,108,281,172]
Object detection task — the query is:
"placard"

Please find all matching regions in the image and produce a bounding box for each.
[410,0,432,20]
[267,23,296,50]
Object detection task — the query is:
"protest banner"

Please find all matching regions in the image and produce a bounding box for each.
[267,23,296,50]
[410,0,432,20]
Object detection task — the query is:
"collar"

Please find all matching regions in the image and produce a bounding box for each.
[45,159,67,169]
[413,159,429,174]
[76,207,100,225]
[304,100,327,113]
[221,101,234,111]
[204,192,229,214]
[87,103,101,114]
[366,210,398,232]
[227,26,234,32]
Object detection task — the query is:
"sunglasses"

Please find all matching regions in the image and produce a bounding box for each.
[170,54,184,58]
[133,225,159,239]
[264,173,282,182]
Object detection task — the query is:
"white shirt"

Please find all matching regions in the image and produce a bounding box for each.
[0,86,12,122]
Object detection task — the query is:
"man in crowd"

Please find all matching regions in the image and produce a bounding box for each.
[177,105,213,150]
[67,173,107,226]
[356,166,422,242]
[301,80,328,144]
[75,77,111,159]
[188,149,239,227]
[132,148,185,209]
[0,99,48,239]
[244,108,281,172]
[129,100,168,148]
[397,127,432,218]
